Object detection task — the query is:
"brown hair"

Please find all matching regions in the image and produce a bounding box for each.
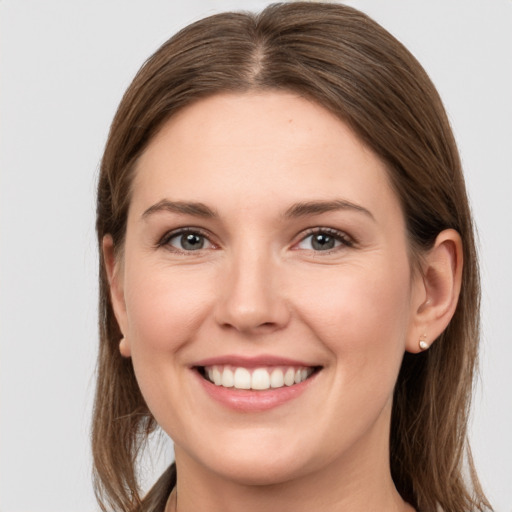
[93,3,491,511]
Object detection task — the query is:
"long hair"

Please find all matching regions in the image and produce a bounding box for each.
[93,3,491,511]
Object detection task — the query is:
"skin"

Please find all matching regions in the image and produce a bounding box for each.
[104,92,462,512]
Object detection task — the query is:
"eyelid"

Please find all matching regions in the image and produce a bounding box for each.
[157,227,217,252]
[293,227,355,251]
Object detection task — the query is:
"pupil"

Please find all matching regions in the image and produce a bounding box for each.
[312,233,334,251]
[182,233,204,250]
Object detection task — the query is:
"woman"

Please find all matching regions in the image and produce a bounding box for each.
[92,3,492,511]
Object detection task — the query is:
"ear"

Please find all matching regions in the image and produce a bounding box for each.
[406,229,463,353]
[102,235,131,358]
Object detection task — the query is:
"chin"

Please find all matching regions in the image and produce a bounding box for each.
[176,434,315,487]
[208,456,308,487]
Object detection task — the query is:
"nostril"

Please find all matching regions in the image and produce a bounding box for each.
[232,321,281,334]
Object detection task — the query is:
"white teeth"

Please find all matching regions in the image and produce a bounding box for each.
[284,368,295,386]
[270,368,284,388]
[251,368,271,390]
[213,367,222,386]
[221,367,234,387]
[205,365,314,390]
[234,367,251,389]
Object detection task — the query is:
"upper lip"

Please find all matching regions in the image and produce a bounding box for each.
[192,354,319,368]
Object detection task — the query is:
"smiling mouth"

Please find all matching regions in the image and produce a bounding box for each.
[196,365,320,391]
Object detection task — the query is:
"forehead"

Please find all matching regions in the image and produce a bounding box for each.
[130,91,398,220]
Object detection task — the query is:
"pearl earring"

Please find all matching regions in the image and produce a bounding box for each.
[419,334,429,351]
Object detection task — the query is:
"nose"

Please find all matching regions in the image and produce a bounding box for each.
[214,247,290,335]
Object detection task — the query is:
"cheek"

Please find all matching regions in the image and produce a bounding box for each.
[121,261,218,421]
[123,261,214,355]
[295,260,412,380]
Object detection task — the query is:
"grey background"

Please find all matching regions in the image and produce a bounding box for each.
[1,0,511,510]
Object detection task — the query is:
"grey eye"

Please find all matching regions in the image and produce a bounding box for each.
[311,233,336,250]
[169,232,210,251]
[297,231,344,251]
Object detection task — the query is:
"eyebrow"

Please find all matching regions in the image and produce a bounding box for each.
[141,200,217,219]
[141,198,374,221]
[283,199,374,220]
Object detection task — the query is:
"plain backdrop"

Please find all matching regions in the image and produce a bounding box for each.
[1,1,511,510]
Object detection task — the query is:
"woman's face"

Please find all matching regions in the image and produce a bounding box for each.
[108,92,425,485]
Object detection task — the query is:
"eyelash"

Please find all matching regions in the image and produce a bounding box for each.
[157,227,354,254]
[157,228,214,254]
[296,227,354,253]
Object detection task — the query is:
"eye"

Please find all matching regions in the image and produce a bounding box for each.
[296,229,352,252]
[162,230,213,252]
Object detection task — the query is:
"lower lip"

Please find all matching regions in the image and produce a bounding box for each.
[194,370,318,412]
